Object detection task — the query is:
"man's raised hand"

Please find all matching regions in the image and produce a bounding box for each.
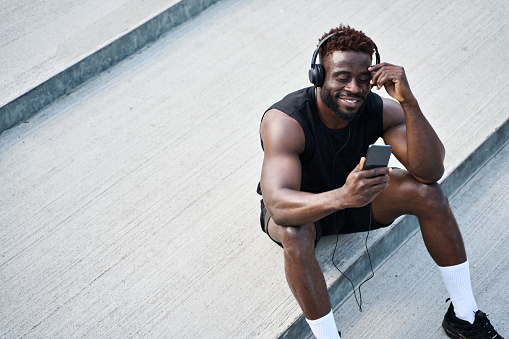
[369,63,416,104]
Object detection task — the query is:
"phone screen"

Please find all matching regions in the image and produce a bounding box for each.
[363,145,392,170]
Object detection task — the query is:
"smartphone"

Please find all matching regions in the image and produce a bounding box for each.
[363,145,392,170]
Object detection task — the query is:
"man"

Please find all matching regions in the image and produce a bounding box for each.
[257,25,503,339]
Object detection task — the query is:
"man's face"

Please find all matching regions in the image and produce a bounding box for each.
[320,51,372,121]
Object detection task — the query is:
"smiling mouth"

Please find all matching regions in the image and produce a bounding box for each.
[340,97,363,106]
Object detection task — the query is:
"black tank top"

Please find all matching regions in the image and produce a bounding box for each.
[259,86,383,194]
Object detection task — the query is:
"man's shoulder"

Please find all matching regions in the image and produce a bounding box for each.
[268,86,315,114]
[262,86,315,133]
[260,109,306,154]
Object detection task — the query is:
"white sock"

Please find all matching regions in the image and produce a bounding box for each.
[439,260,478,324]
[305,309,341,339]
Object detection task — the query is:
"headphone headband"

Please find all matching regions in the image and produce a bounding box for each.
[309,33,339,69]
[308,31,380,87]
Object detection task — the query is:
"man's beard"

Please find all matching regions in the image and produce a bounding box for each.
[320,86,366,121]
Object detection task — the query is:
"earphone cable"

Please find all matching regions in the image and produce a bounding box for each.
[316,91,375,312]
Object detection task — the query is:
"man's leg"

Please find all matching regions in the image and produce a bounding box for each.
[267,219,340,338]
[372,169,477,322]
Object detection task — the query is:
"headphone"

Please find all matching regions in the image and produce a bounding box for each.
[308,31,380,88]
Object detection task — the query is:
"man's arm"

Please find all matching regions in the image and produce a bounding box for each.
[260,109,390,226]
[370,63,445,183]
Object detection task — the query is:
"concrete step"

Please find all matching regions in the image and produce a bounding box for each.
[0,0,221,134]
[1,0,508,338]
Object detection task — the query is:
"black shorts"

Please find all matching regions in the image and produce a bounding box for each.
[259,199,392,248]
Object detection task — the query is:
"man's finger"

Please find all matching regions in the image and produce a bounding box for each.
[369,167,392,176]
[367,174,390,186]
[357,157,366,171]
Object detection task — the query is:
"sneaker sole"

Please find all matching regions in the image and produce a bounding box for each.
[442,319,467,339]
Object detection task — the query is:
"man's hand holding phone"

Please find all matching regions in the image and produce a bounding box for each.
[340,145,392,208]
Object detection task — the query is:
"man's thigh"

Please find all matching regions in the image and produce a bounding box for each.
[371,168,436,225]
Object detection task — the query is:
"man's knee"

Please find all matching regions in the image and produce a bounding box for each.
[411,180,449,214]
[374,170,452,223]
[280,224,316,257]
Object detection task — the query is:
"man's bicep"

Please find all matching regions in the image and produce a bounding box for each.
[381,98,408,163]
[383,122,407,162]
[259,110,305,207]
[261,150,302,196]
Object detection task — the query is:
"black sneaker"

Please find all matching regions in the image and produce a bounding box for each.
[442,302,504,339]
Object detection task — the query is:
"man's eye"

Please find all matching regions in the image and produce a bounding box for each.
[337,78,348,82]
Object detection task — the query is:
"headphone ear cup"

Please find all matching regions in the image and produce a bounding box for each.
[309,64,325,87]
[308,67,317,86]
[315,64,325,87]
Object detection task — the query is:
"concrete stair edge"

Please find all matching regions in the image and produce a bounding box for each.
[0,0,222,135]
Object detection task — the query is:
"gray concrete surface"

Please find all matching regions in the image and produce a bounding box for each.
[1,0,176,106]
[0,0,220,133]
[1,0,508,338]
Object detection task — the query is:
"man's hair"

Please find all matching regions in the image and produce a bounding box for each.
[318,25,375,63]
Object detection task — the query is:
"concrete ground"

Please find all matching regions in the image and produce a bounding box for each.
[0,0,220,132]
[1,0,508,338]
[0,0,180,106]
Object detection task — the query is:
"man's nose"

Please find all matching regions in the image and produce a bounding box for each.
[345,79,362,94]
